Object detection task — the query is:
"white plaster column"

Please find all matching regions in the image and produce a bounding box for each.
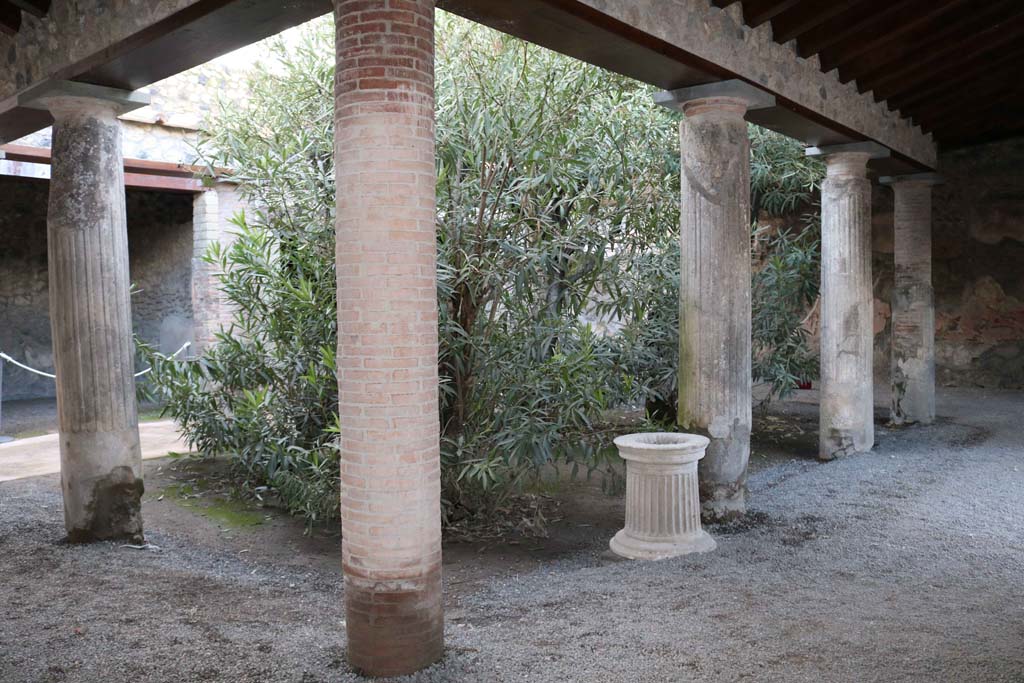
[882,174,941,425]
[809,143,888,460]
[191,181,242,354]
[37,83,150,541]
[655,81,774,521]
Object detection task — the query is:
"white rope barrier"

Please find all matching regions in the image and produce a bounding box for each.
[0,341,192,381]
[0,352,55,378]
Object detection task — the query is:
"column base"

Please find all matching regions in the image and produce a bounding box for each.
[819,427,874,461]
[610,529,717,561]
[699,484,747,523]
[344,569,444,677]
[64,465,144,544]
[60,428,144,543]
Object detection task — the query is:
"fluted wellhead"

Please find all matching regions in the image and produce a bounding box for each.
[610,432,717,560]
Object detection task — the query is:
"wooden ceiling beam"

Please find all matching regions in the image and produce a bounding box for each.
[797,0,919,60]
[929,95,1024,133]
[932,104,1024,143]
[890,47,1024,113]
[770,0,870,43]
[869,13,1024,102]
[838,0,1022,86]
[8,0,48,18]
[916,86,1023,133]
[0,1,21,35]
[742,0,804,28]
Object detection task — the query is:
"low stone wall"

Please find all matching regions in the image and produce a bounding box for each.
[0,177,193,401]
[872,137,1024,389]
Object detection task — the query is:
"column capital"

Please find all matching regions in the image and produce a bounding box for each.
[654,79,775,117]
[19,80,149,119]
[879,172,944,187]
[806,141,890,160]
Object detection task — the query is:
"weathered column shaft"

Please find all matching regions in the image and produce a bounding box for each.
[819,152,874,459]
[46,96,143,542]
[890,181,935,424]
[677,96,752,521]
[334,0,442,677]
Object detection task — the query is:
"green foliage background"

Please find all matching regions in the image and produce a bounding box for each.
[142,14,824,526]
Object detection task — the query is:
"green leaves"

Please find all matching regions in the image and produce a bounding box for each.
[142,13,825,531]
[433,14,679,518]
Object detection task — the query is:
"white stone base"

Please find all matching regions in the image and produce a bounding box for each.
[610,432,717,561]
[610,528,717,561]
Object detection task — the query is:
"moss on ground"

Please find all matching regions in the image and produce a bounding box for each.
[161,482,265,528]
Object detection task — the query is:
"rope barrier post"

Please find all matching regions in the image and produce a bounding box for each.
[0,356,12,443]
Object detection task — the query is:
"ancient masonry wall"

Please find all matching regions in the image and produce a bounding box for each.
[0,177,193,401]
[872,136,1024,389]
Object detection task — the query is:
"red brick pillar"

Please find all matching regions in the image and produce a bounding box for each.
[333,0,443,676]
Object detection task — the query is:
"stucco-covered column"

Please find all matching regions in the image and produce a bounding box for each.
[808,143,888,460]
[656,81,774,521]
[333,0,442,676]
[191,181,243,354]
[882,174,941,425]
[38,84,149,541]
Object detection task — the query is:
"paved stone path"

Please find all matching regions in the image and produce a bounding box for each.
[0,420,189,481]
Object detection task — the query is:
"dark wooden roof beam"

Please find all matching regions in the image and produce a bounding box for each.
[770,0,870,44]
[916,88,1023,133]
[840,0,1024,87]
[869,12,1024,102]
[797,0,921,60]
[889,47,1024,112]
[932,104,1024,143]
[0,1,21,35]
[8,0,48,17]
[742,0,804,28]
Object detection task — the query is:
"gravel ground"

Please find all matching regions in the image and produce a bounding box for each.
[1,388,1022,682]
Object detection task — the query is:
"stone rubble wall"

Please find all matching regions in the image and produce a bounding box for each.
[872,137,1024,389]
[0,177,193,401]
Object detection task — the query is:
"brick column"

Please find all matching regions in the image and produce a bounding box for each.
[333,0,442,676]
[655,81,774,522]
[191,181,242,354]
[882,174,941,425]
[36,83,149,541]
[809,143,887,460]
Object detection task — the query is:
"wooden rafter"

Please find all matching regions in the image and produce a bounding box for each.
[722,0,1024,144]
[798,0,932,61]
[890,47,1024,112]
[741,0,803,28]
[816,0,973,73]
[0,1,22,35]
[770,0,870,43]
[868,12,1024,102]
[838,0,1023,87]
[8,0,48,18]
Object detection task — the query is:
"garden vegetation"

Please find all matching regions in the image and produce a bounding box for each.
[142,14,824,527]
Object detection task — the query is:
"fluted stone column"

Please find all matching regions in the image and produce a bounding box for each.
[655,81,774,521]
[334,0,442,676]
[883,174,941,425]
[808,143,888,460]
[36,83,149,542]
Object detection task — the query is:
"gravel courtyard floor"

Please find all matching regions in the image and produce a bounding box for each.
[1,388,1022,683]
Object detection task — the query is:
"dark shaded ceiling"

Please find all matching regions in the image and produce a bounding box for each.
[0,0,49,35]
[712,0,1024,149]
